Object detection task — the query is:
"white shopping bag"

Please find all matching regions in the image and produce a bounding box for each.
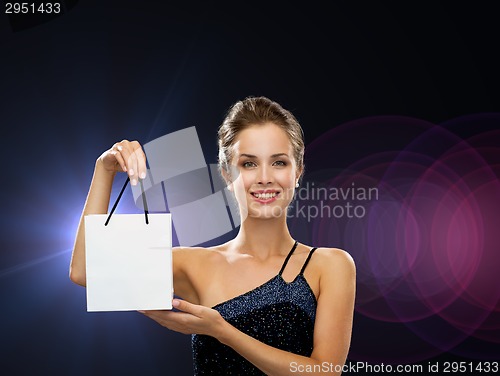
[85,212,173,312]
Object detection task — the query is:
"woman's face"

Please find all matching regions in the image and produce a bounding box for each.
[227,122,300,220]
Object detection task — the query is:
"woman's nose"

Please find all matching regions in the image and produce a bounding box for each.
[257,165,273,185]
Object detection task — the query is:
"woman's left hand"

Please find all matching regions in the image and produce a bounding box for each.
[139,299,227,338]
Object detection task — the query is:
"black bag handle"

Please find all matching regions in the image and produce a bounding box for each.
[104,177,149,226]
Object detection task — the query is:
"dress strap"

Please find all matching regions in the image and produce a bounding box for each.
[299,247,318,275]
[278,240,298,276]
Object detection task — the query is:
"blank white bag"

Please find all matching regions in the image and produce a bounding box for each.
[85,213,172,312]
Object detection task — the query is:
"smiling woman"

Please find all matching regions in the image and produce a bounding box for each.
[226,123,299,222]
[69,96,356,375]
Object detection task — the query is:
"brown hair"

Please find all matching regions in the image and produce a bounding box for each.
[218,96,305,179]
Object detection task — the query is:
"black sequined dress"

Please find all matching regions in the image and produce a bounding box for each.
[192,241,318,375]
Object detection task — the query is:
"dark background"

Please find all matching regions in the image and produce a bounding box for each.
[1,1,499,375]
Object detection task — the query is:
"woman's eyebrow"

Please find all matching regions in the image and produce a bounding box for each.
[270,153,289,158]
[239,153,257,158]
[238,153,289,158]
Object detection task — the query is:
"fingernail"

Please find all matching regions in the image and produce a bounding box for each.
[129,169,134,176]
[172,299,180,307]
[140,172,146,179]
[131,178,137,186]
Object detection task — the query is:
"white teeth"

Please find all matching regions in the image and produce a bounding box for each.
[253,192,278,199]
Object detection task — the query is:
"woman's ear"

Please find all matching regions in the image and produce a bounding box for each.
[296,167,304,186]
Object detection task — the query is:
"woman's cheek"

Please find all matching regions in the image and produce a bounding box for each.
[240,170,256,190]
[231,171,251,202]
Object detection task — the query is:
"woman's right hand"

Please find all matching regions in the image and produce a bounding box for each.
[98,140,147,185]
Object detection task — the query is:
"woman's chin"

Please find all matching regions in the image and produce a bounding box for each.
[246,203,288,220]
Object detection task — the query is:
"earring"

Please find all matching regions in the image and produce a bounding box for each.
[295,182,299,188]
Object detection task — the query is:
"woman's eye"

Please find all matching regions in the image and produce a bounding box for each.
[242,161,256,168]
[273,160,287,167]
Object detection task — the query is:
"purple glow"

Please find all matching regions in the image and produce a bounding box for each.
[302,114,500,362]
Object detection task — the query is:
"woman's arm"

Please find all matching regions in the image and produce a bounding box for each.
[142,248,356,376]
[69,140,146,286]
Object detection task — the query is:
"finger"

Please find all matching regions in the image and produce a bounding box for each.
[140,309,195,324]
[116,142,132,174]
[173,299,203,317]
[111,146,127,172]
[119,141,139,185]
[139,309,172,323]
[141,308,177,318]
[126,145,139,186]
[105,143,126,172]
[131,141,147,180]
[139,310,196,333]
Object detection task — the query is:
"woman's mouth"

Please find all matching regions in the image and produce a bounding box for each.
[251,191,280,203]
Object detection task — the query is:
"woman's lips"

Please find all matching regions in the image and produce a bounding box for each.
[251,191,280,204]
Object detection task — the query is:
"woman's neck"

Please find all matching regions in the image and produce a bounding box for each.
[230,215,295,259]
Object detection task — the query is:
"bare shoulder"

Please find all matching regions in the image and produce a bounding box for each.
[312,247,356,277]
[310,247,356,304]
